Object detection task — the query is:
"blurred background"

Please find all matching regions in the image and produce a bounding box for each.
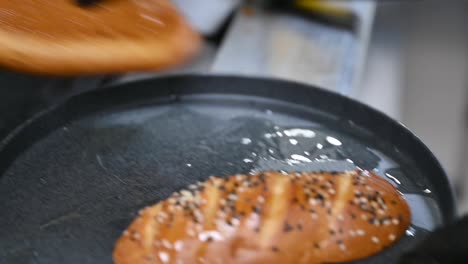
[1,0,468,214]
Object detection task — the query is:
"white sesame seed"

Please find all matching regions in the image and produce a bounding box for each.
[357,229,366,236]
[187,229,195,237]
[311,213,318,219]
[231,218,240,226]
[377,209,385,215]
[257,196,265,203]
[132,232,141,240]
[361,214,368,220]
[309,199,317,206]
[389,234,396,241]
[181,190,192,197]
[392,218,400,225]
[339,243,347,251]
[337,214,344,221]
[123,230,129,236]
[174,241,184,251]
[159,251,170,263]
[360,197,368,203]
[329,189,336,195]
[162,239,172,249]
[371,236,380,244]
[349,230,356,237]
[228,194,238,201]
[383,220,391,226]
[217,211,226,218]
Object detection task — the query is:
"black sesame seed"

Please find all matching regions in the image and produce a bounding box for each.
[338,228,343,234]
[284,222,294,232]
[297,223,303,230]
[314,243,320,249]
[259,174,266,182]
[252,206,261,214]
[272,246,279,252]
[350,213,356,219]
[330,171,338,175]
[329,229,336,235]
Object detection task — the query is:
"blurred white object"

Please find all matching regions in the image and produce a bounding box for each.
[172,0,241,36]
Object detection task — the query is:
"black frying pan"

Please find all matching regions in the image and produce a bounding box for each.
[0,75,456,264]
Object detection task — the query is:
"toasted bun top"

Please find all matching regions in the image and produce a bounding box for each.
[0,0,201,75]
[0,0,175,40]
[114,170,411,264]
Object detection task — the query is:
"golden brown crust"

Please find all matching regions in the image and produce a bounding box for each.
[0,0,201,75]
[113,171,411,264]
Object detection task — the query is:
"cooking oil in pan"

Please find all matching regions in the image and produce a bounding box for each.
[136,105,441,238]
[71,104,442,237]
[235,124,439,232]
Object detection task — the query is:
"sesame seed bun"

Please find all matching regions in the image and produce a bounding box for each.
[113,170,411,264]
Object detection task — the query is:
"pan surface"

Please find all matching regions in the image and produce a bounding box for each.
[0,75,456,263]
